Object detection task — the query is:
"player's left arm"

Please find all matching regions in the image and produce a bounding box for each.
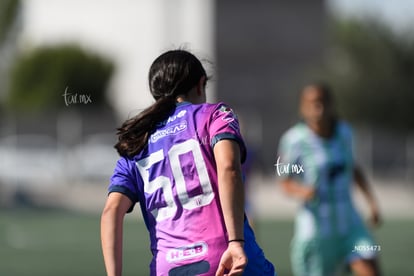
[214,139,247,276]
[353,166,382,227]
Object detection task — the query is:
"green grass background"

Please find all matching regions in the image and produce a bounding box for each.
[0,209,412,275]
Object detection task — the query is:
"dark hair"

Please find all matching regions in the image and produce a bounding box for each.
[302,81,333,104]
[115,50,207,157]
[301,81,339,127]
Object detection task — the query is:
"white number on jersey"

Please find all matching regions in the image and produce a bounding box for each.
[136,139,214,221]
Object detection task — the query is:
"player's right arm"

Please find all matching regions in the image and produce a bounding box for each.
[280,177,315,201]
[277,130,315,202]
[101,192,133,276]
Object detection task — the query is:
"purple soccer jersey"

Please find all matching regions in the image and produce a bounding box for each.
[109,102,247,275]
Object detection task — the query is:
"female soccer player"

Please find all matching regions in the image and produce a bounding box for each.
[101,49,275,276]
[277,82,382,276]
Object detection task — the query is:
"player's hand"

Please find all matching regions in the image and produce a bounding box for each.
[216,242,247,276]
[370,205,382,228]
[302,186,316,202]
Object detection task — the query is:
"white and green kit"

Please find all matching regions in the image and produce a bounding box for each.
[278,121,377,275]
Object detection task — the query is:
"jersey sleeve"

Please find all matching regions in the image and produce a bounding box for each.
[108,157,140,212]
[338,121,355,165]
[340,121,353,151]
[277,130,302,180]
[209,103,247,163]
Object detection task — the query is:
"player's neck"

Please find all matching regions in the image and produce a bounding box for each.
[176,97,187,103]
[308,119,335,138]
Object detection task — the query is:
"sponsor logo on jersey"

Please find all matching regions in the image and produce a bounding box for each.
[157,110,187,127]
[219,105,232,113]
[150,121,187,143]
[166,241,208,263]
[219,105,237,125]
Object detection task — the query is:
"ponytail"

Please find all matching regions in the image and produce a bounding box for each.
[115,96,176,157]
[115,49,207,158]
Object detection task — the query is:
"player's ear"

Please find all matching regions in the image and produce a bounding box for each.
[196,76,206,96]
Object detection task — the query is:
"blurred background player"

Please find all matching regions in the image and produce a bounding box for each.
[101,49,275,276]
[276,82,382,276]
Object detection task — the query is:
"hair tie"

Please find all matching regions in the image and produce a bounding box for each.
[228,239,245,244]
[164,92,174,98]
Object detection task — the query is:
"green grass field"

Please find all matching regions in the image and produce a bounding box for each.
[0,208,413,275]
